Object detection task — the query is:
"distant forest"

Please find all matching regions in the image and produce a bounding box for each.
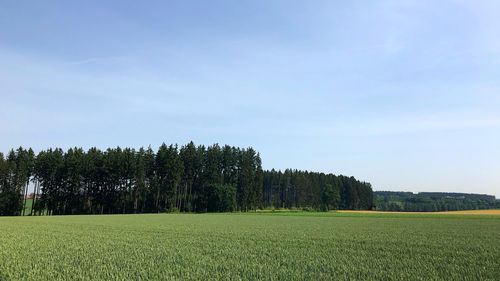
[0,143,373,216]
[375,191,500,212]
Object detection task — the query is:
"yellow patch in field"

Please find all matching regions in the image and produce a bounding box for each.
[337,209,500,215]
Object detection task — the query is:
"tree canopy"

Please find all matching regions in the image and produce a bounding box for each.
[0,143,374,216]
[374,191,500,212]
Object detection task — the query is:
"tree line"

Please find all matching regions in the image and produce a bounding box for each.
[263,169,373,211]
[374,191,500,212]
[0,143,373,216]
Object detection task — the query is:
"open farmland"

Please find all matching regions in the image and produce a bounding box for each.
[1,213,499,280]
[338,209,500,215]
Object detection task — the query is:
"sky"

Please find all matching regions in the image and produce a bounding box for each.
[1,0,500,197]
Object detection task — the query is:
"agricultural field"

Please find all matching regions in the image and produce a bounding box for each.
[338,209,500,215]
[0,212,499,280]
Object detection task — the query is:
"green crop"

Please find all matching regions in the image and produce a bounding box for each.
[0,212,499,280]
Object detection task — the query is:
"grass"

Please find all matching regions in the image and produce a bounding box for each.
[0,212,499,280]
[22,198,33,216]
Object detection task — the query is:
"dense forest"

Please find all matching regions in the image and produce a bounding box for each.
[263,170,373,210]
[375,191,500,212]
[0,143,373,216]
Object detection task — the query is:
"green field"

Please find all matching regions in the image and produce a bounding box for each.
[0,213,499,280]
[22,198,33,216]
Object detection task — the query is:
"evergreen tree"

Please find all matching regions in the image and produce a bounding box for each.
[0,142,377,216]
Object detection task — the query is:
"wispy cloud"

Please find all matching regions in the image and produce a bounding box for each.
[61,56,129,66]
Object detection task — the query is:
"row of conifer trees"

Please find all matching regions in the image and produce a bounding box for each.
[0,142,373,216]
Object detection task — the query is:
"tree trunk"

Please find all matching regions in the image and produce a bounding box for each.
[177,183,182,211]
[30,180,38,216]
[156,184,160,213]
[134,188,138,214]
[188,181,193,212]
[182,182,188,212]
[22,180,29,216]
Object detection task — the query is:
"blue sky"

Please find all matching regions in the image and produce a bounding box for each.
[1,0,500,197]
